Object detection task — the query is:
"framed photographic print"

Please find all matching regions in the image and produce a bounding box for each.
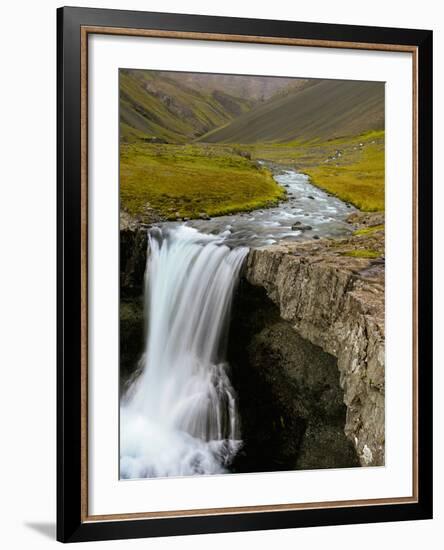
[57,6,433,543]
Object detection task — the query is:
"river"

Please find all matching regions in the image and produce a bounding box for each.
[120,169,356,479]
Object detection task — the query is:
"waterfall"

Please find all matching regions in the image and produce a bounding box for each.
[120,225,248,479]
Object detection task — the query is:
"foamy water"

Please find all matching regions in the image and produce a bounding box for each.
[120,226,247,479]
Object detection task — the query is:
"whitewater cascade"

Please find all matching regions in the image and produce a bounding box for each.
[120,225,248,479]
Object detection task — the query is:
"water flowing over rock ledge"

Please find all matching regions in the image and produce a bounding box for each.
[120,209,385,471]
[244,239,385,466]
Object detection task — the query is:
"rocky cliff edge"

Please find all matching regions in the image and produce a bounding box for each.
[245,225,385,466]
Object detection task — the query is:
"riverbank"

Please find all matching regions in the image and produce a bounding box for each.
[120,133,384,231]
[119,166,384,297]
[228,131,385,212]
[120,142,285,224]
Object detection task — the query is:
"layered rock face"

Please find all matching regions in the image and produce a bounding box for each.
[228,282,360,472]
[244,238,385,466]
[120,228,148,299]
[120,228,147,386]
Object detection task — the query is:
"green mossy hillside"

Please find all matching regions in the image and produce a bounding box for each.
[120,143,286,220]
[303,136,384,212]
[353,224,384,236]
[342,249,381,259]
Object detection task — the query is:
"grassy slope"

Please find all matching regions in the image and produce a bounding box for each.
[303,136,384,211]
[207,131,385,212]
[199,80,384,144]
[120,69,254,144]
[120,143,285,220]
[239,130,385,212]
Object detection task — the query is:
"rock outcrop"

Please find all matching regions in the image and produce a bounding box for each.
[244,235,385,466]
[120,228,148,298]
[228,280,360,472]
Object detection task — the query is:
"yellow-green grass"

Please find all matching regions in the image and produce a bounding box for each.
[353,224,384,236]
[342,249,381,259]
[304,144,384,211]
[120,143,285,219]
[219,130,383,167]
[227,131,385,212]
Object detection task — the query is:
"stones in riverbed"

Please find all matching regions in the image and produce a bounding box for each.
[308,195,315,200]
[291,221,312,231]
[199,212,211,220]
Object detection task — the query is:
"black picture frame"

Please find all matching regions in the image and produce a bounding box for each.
[57,6,433,543]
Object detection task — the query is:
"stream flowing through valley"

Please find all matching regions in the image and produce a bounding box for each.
[120,169,356,479]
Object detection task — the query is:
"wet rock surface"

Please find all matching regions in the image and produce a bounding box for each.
[228,282,359,472]
[244,231,385,466]
[120,297,144,386]
[120,228,148,299]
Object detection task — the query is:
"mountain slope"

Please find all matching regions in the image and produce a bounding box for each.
[199,79,384,144]
[120,69,255,143]
[157,72,307,102]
